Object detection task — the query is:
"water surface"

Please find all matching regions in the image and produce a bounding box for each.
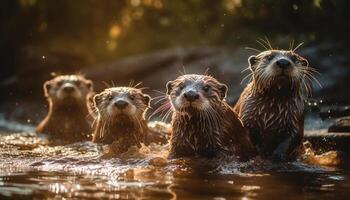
[0,119,349,199]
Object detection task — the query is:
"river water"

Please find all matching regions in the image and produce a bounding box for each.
[0,117,349,199]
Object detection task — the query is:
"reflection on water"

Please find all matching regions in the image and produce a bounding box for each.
[0,125,350,199]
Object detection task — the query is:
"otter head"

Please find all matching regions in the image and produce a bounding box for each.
[248,50,309,93]
[166,74,227,113]
[93,87,150,119]
[44,75,93,106]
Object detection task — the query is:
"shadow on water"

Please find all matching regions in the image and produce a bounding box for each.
[1,117,350,199]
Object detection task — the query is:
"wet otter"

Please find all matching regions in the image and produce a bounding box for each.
[234,50,314,161]
[36,75,94,143]
[92,87,168,153]
[166,74,256,160]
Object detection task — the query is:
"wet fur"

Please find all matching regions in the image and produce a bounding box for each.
[92,87,168,152]
[36,75,94,143]
[167,74,256,160]
[234,50,314,161]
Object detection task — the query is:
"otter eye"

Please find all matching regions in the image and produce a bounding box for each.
[57,81,63,87]
[129,94,135,100]
[301,59,308,66]
[291,55,298,62]
[266,54,274,61]
[179,83,185,90]
[107,94,114,101]
[203,85,210,92]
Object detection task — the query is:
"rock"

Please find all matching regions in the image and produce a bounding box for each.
[328,116,350,132]
[302,150,349,167]
[305,130,350,153]
[83,46,251,103]
[319,106,350,120]
[148,157,168,167]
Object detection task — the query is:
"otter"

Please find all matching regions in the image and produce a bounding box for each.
[36,75,94,143]
[166,74,256,160]
[92,87,168,153]
[234,49,314,161]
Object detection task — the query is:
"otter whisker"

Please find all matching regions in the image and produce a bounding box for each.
[303,71,322,88]
[102,81,112,88]
[256,39,269,50]
[161,107,173,123]
[303,66,321,75]
[240,73,253,85]
[301,79,312,97]
[149,102,172,120]
[204,68,210,76]
[152,95,168,105]
[90,113,98,128]
[289,40,295,51]
[152,95,167,100]
[245,47,262,53]
[134,116,143,133]
[241,66,251,73]
[263,36,273,50]
[293,42,304,52]
[111,80,116,87]
[152,89,166,95]
[177,66,187,76]
[133,81,143,89]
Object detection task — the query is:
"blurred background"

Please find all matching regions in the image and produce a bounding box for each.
[0,0,349,125]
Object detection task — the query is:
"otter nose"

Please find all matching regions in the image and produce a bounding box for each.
[114,100,128,109]
[276,59,292,69]
[184,91,199,102]
[63,85,75,93]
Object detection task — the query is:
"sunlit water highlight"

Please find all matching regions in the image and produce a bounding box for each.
[0,117,350,199]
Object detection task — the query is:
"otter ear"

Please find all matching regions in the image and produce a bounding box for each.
[166,81,174,95]
[43,81,52,96]
[301,59,309,67]
[219,84,228,99]
[248,55,257,71]
[86,80,94,91]
[93,93,103,107]
[142,94,151,106]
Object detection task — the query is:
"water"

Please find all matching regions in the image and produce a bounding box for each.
[1,121,350,199]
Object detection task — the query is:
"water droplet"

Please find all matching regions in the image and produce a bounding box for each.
[292,4,298,10]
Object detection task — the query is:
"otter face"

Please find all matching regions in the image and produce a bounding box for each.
[44,75,93,104]
[166,74,227,112]
[93,87,150,118]
[248,50,309,91]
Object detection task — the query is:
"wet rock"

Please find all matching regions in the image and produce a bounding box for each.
[328,116,350,132]
[149,157,168,167]
[302,150,349,167]
[319,105,350,120]
[305,130,350,153]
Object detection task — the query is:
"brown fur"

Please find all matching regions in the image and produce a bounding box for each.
[92,87,168,153]
[167,74,256,160]
[234,50,314,161]
[36,75,94,143]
